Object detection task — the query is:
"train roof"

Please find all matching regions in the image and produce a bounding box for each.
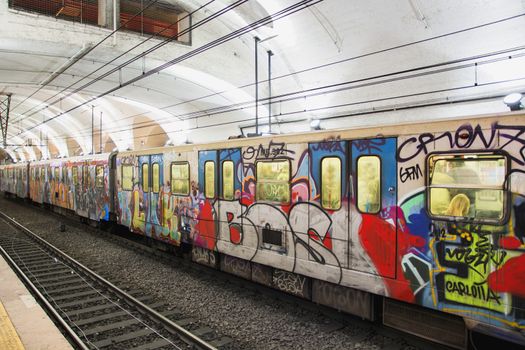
[117,110,523,157]
[29,153,111,166]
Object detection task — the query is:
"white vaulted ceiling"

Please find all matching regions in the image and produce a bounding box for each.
[0,0,524,162]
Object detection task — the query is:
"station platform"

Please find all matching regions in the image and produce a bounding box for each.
[0,254,73,350]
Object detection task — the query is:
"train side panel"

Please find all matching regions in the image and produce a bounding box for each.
[111,114,525,345]
[396,119,525,343]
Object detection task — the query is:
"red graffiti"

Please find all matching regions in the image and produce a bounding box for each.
[488,254,525,298]
[195,200,216,250]
[229,224,242,245]
[308,229,333,250]
[498,236,522,250]
[359,207,425,303]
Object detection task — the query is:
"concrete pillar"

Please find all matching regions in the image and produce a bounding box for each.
[98,0,119,29]
[178,12,191,43]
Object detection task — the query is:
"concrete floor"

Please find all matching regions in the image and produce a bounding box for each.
[0,254,73,350]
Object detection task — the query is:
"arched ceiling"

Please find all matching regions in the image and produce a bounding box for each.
[1,0,525,162]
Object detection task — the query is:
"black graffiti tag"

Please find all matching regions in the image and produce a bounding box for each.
[445,234,507,276]
[242,141,295,161]
[397,122,525,165]
[399,164,423,183]
[352,138,386,153]
[311,136,345,153]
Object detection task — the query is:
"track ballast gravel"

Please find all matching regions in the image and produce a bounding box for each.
[0,197,442,350]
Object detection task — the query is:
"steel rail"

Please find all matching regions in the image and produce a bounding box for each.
[0,211,218,350]
[0,215,90,350]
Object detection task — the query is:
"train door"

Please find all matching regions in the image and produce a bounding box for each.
[138,154,163,234]
[216,148,242,251]
[197,150,218,250]
[350,137,397,279]
[149,154,163,232]
[308,140,349,268]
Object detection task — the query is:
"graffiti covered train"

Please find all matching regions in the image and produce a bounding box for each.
[1,112,524,348]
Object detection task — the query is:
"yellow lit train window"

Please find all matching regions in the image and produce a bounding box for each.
[428,154,506,222]
[62,167,67,184]
[222,161,234,200]
[256,160,290,203]
[54,167,59,181]
[357,156,381,213]
[171,162,189,195]
[122,165,133,191]
[321,157,341,210]
[72,166,78,186]
[142,163,149,191]
[204,161,215,199]
[96,165,104,188]
[152,163,160,193]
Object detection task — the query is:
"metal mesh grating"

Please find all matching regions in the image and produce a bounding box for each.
[9,0,99,25]
[120,0,180,39]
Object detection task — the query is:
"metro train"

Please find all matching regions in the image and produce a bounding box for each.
[1,111,525,348]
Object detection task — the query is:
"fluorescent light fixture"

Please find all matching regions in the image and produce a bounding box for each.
[310,119,322,130]
[503,93,523,111]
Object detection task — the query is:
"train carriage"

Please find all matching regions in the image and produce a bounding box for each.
[2,111,525,347]
[29,160,47,204]
[113,112,525,347]
[27,154,111,221]
[0,162,29,199]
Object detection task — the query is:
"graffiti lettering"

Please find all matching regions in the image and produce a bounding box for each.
[243,141,295,161]
[445,237,507,276]
[273,270,307,296]
[352,138,386,153]
[399,164,423,183]
[192,246,216,266]
[311,136,344,153]
[397,122,525,164]
[445,280,501,304]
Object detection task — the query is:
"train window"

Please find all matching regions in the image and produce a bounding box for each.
[256,160,290,203]
[122,165,133,191]
[95,165,104,188]
[72,167,78,186]
[204,161,215,199]
[357,156,381,214]
[321,157,342,210]
[428,154,506,222]
[152,163,160,193]
[54,167,59,182]
[171,162,189,195]
[62,167,67,185]
[222,161,234,200]
[142,163,149,191]
[82,165,89,188]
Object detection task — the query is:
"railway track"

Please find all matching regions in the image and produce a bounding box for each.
[0,211,229,350]
[1,198,452,350]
